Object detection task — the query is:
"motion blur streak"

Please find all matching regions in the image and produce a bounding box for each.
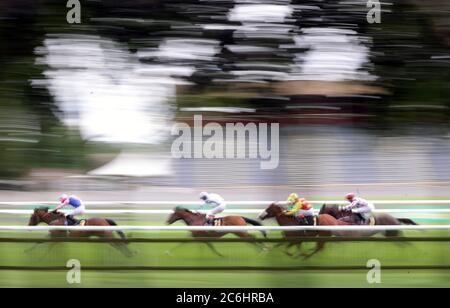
[0,0,448,185]
[36,36,175,144]
[0,0,450,288]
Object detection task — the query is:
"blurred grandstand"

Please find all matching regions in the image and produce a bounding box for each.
[0,0,449,288]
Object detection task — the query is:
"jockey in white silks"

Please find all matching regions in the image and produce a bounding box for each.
[340,193,375,224]
[199,192,227,225]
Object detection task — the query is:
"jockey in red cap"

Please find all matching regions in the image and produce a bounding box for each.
[340,193,375,224]
[56,194,86,226]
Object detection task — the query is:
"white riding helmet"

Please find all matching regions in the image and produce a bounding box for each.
[199,192,209,201]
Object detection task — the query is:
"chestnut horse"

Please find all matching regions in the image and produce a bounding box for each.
[258,203,344,258]
[319,204,418,237]
[166,207,267,257]
[28,207,134,257]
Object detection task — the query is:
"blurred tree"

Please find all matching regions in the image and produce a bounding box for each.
[0,0,450,180]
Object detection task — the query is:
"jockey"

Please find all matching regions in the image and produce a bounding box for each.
[199,192,227,225]
[56,194,86,226]
[340,193,375,224]
[284,193,315,225]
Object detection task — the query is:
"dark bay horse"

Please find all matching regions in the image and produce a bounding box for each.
[28,207,134,257]
[166,207,267,257]
[258,203,345,258]
[319,204,418,237]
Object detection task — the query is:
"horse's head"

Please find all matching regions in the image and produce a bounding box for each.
[28,207,49,226]
[167,207,191,225]
[319,204,344,219]
[29,207,64,226]
[258,202,285,220]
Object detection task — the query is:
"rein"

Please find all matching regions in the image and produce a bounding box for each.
[41,212,64,225]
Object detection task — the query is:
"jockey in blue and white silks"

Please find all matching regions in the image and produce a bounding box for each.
[56,194,86,225]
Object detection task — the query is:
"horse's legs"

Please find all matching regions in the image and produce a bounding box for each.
[35,242,58,261]
[165,242,187,256]
[166,241,224,257]
[294,242,306,258]
[108,242,134,258]
[166,232,215,256]
[234,232,268,253]
[25,231,61,254]
[284,242,298,257]
[24,241,45,254]
[100,231,134,258]
[263,241,283,254]
[383,229,412,248]
[282,241,306,258]
[205,242,225,258]
[301,241,326,259]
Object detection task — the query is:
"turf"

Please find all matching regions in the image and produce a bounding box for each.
[1,269,449,288]
[0,234,448,288]
[0,207,449,288]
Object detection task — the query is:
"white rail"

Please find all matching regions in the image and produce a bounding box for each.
[0,225,449,231]
[1,209,450,215]
[0,200,450,206]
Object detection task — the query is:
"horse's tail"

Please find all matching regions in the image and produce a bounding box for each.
[106,219,128,243]
[398,218,418,225]
[242,217,267,238]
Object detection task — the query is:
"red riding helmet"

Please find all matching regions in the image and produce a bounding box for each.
[345,193,356,202]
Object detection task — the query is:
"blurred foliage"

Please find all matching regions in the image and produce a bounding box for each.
[0,0,449,178]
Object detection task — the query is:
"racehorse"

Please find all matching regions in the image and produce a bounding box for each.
[166,207,267,257]
[28,207,134,257]
[259,203,417,258]
[319,204,418,236]
[258,203,343,258]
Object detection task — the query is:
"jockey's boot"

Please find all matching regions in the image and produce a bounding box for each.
[295,216,307,225]
[305,216,315,226]
[66,215,78,226]
[356,213,366,225]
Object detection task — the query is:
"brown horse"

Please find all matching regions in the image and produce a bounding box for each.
[166,207,267,257]
[258,203,344,258]
[319,204,418,236]
[28,207,134,257]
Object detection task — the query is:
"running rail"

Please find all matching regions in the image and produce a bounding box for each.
[0,225,449,231]
[1,200,450,206]
[1,209,450,215]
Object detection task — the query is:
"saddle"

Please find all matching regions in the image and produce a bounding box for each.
[65,216,86,226]
[343,214,376,226]
[356,215,376,226]
[295,216,316,226]
[205,218,223,227]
